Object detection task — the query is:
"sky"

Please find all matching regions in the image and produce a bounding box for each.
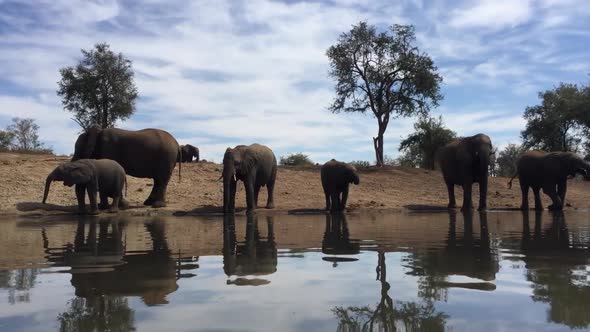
[0,0,589,163]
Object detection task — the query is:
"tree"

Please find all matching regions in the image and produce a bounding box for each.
[326,22,443,166]
[279,153,314,166]
[6,117,43,151]
[495,144,524,177]
[398,115,456,170]
[0,130,14,151]
[521,83,583,152]
[57,43,138,130]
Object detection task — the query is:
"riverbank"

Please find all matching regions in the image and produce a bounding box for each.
[2,152,590,216]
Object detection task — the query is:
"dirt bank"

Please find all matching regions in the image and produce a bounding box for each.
[2,152,590,216]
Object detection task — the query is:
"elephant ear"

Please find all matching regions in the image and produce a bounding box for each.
[65,163,94,186]
[84,125,102,159]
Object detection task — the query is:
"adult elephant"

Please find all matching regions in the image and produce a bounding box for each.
[222,144,277,213]
[437,133,493,211]
[508,151,590,211]
[178,144,199,163]
[321,159,360,212]
[72,126,180,208]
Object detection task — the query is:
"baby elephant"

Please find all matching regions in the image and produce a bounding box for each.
[42,159,128,214]
[508,151,590,211]
[321,159,360,212]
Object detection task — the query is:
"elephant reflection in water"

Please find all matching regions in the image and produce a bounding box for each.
[406,211,499,302]
[45,216,196,307]
[322,214,360,267]
[520,211,590,330]
[223,213,277,286]
[333,251,448,331]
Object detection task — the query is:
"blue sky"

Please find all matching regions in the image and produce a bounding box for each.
[0,0,589,163]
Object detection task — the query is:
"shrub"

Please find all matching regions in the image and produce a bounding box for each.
[279,153,313,166]
[350,160,371,168]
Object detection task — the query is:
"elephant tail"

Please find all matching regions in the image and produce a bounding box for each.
[507,173,518,189]
[124,176,128,198]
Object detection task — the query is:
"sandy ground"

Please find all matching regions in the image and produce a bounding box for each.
[2,152,590,216]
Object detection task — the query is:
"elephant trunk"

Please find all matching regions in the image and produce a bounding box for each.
[195,149,200,162]
[352,172,360,185]
[222,164,235,213]
[42,171,56,204]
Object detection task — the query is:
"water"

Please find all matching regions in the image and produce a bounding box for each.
[0,211,589,332]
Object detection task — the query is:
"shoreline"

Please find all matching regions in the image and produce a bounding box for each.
[3,152,590,218]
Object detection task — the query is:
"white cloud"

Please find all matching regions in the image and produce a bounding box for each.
[0,0,589,163]
[449,0,533,29]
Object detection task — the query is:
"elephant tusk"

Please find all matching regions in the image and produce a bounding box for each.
[233,174,237,182]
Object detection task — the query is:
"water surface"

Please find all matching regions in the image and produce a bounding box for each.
[0,211,589,331]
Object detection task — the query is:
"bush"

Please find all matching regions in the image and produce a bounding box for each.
[350,160,371,168]
[279,153,313,166]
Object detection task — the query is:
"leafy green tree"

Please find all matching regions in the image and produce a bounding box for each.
[0,130,14,151]
[279,153,313,166]
[6,117,46,152]
[398,115,456,170]
[521,83,583,152]
[57,43,138,130]
[326,22,443,166]
[495,144,524,177]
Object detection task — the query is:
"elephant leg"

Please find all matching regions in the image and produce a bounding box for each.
[532,186,543,211]
[119,197,129,209]
[543,183,562,210]
[254,185,261,208]
[330,192,341,213]
[86,186,99,215]
[341,185,349,211]
[75,184,86,214]
[557,180,567,207]
[144,179,157,206]
[266,173,276,209]
[520,183,529,210]
[446,183,456,209]
[324,188,331,211]
[461,178,473,212]
[98,192,109,210]
[109,194,120,213]
[245,179,256,212]
[151,177,169,208]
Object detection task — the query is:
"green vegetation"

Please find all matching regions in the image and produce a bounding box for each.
[494,144,524,177]
[349,160,371,168]
[398,115,456,170]
[57,43,138,130]
[279,153,314,166]
[0,118,52,154]
[326,22,443,166]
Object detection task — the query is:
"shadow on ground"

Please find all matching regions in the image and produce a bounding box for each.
[17,202,77,213]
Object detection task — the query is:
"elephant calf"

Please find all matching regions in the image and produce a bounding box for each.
[508,151,590,211]
[321,159,360,212]
[43,159,128,214]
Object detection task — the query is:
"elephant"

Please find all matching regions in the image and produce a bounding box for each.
[321,159,360,212]
[437,133,493,211]
[508,151,590,211]
[222,144,277,213]
[72,126,181,208]
[178,144,200,163]
[42,159,127,214]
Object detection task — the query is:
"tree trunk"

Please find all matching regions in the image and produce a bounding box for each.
[101,109,108,129]
[373,122,386,167]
